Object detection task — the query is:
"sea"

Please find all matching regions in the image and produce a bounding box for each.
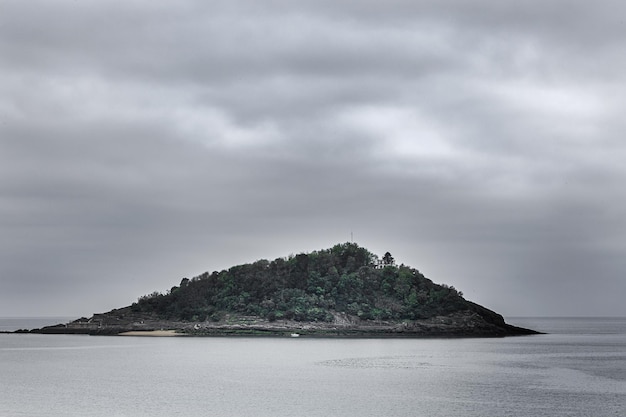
[0,317,624,417]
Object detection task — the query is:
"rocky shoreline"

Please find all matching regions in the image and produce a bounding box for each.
[20,308,540,338]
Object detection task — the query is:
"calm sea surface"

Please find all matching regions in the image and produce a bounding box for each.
[1,317,624,417]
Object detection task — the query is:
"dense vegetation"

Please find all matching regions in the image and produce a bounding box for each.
[131,243,468,323]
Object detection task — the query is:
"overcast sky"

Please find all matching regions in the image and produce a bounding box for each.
[2,0,625,318]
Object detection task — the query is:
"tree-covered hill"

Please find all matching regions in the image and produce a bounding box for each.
[31,243,538,336]
[130,242,469,323]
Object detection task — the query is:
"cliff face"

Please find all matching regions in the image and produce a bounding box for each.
[31,243,539,337]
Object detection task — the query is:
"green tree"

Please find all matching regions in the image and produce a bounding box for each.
[382,252,395,266]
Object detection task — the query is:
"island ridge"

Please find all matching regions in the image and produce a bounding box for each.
[29,243,539,337]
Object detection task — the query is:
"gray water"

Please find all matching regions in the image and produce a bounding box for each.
[1,317,624,417]
[0,317,77,333]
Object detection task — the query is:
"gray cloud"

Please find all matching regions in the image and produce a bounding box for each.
[1,0,625,317]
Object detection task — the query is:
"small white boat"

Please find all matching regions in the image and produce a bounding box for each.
[290,333,300,338]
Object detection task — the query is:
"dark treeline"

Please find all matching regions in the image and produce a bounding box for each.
[131,243,467,322]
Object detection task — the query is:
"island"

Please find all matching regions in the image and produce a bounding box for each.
[28,243,539,337]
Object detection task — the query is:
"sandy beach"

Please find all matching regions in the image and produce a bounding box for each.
[118,330,182,337]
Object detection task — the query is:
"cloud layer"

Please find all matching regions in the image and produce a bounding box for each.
[2,0,625,316]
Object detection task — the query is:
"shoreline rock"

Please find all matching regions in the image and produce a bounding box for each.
[24,309,541,338]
